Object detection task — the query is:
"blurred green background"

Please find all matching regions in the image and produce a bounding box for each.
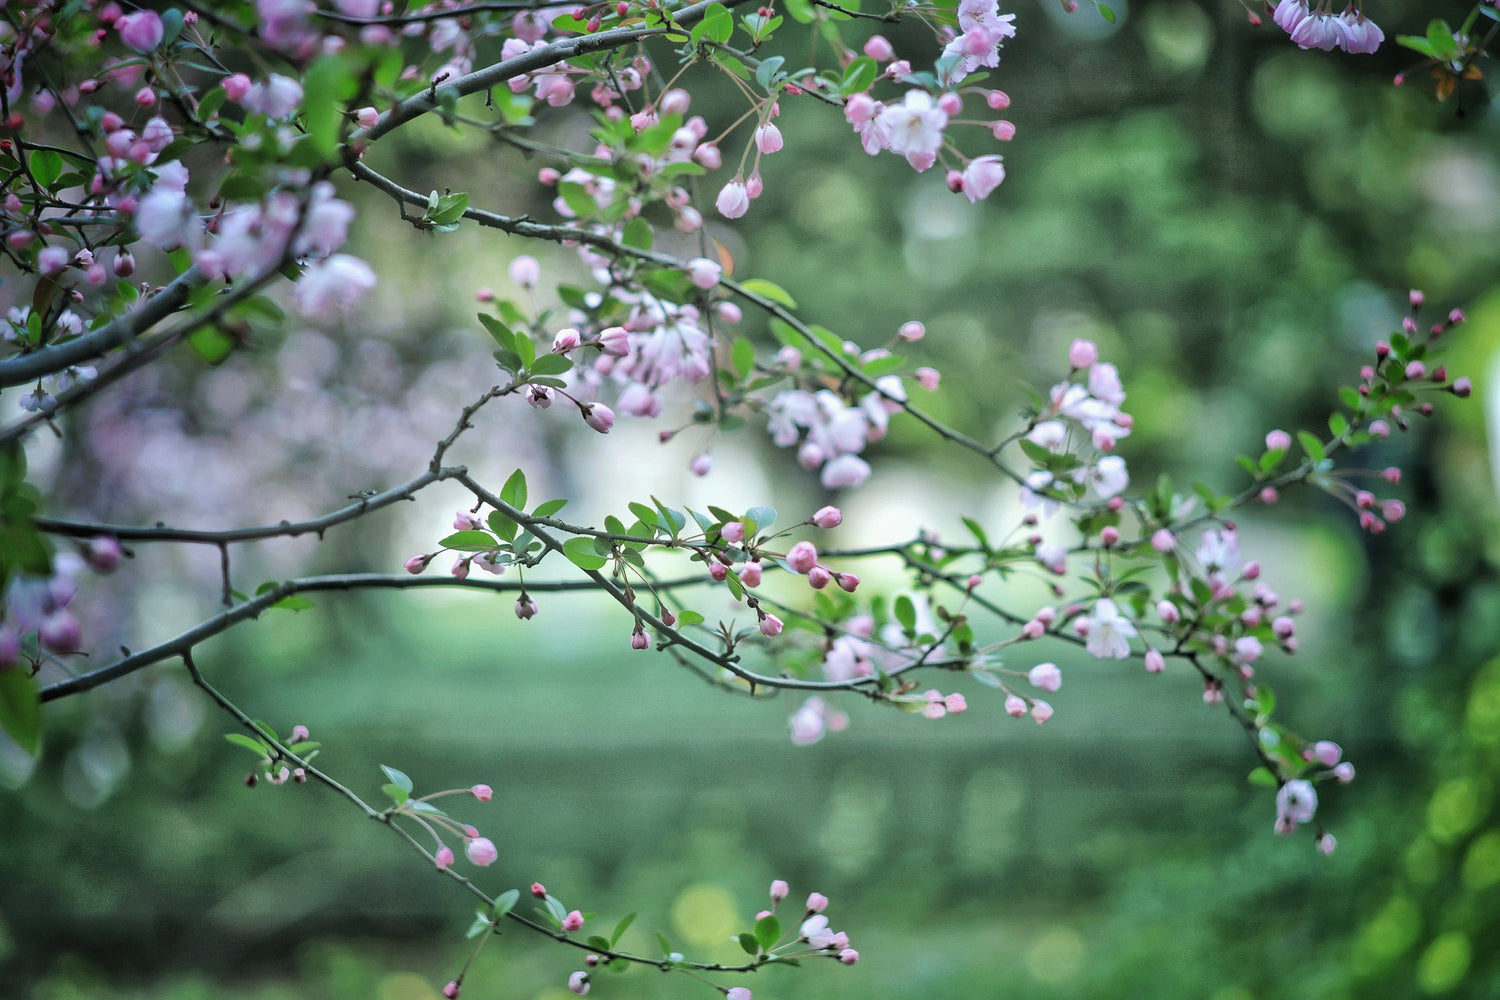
[4,1,1500,998]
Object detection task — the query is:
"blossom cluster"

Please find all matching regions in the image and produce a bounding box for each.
[1272,1,1384,54]
[1,540,121,672]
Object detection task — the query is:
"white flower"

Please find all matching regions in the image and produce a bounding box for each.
[1276,779,1317,825]
[1084,598,1136,659]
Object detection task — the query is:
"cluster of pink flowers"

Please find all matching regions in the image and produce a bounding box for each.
[755,881,859,966]
[1272,1,1383,54]
[0,540,121,668]
[762,377,905,490]
[1022,339,1132,520]
[411,781,499,871]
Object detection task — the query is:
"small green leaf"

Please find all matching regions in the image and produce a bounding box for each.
[440,529,500,551]
[528,353,573,376]
[1096,2,1116,23]
[224,733,268,754]
[744,506,776,534]
[271,595,313,612]
[894,595,916,632]
[488,510,518,543]
[1328,412,1349,439]
[0,670,41,756]
[738,932,760,955]
[622,217,654,250]
[29,150,63,189]
[732,336,755,378]
[532,498,568,518]
[501,469,528,511]
[839,56,877,96]
[562,537,608,571]
[737,278,798,309]
[754,913,781,950]
[611,912,637,946]
[1296,431,1325,463]
[381,782,410,804]
[674,610,705,626]
[493,888,521,919]
[380,764,414,792]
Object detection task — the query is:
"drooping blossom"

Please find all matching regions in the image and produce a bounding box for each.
[1083,598,1136,659]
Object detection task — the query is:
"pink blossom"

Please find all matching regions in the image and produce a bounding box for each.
[1311,740,1342,767]
[510,255,540,288]
[562,910,584,931]
[435,845,455,869]
[292,254,376,317]
[404,554,430,574]
[770,879,789,902]
[864,34,894,60]
[531,882,548,897]
[805,892,829,914]
[244,74,304,118]
[839,948,859,965]
[787,541,819,574]
[813,506,843,528]
[899,320,925,341]
[1234,636,1263,663]
[807,566,832,589]
[630,628,649,650]
[914,366,941,390]
[1028,662,1061,692]
[689,453,713,477]
[1083,598,1136,659]
[716,180,751,219]
[443,981,461,999]
[1275,779,1317,825]
[118,10,165,52]
[1031,700,1053,724]
[1151,528,1176,553]
[1004,694,1026,717]
[583,402,615,434]
[568,971,590,996]
[960,155,1006,202]
[472,784,493,801]
[727,989,752,1000]
[1333,761,1356,783]
[1068,339,1098,369]
[1265,429,1291,452]
[685,257,722,289]
[754,123,784,154]
[878,91,948,169]
[740,562,763,587]
[1144,649,1165,673]
[1317,832,1337,856]
[465,837,498,866]
[820,453,871,489]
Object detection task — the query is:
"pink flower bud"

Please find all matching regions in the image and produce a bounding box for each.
[1265,429,1291,452]
[992,120,1016,141]
[1404,361,1426,380]
[1451,376,1472,397]
[787,541,818,574]
[1004,694,1026,717]
[631,628,649,650]
[727,989,753,1000]
[444,981,461,999]
[721,520,746,544]
[1144,649,1165,673]
[1068,339,1098,369]
[660,88,691,114]
[806,892,829,913]
[1149,529,1175,553]
[583,402,615,434]
[1030,700,1053,724]
[1260,487,1279,504]
[290,725,310,742]
[552,327,581,353]
[1409,289,1423,306]
[709,562,729,582]
[472,784,493,801]
[836,572,860,593]
[562,910,584,931]
[404,554,429,574]
[770,879,789,902]
[1100,526,1120,547]
[813,506,843,528]
[1028,662,1061,691]
[864,34,894,60]
[568,971,590,996]
[839,948,859,965]
[1311,740,1341,766]
[807,566,832,589]
[686,256,722,288]
[754,123,784,154]
[1156,600,1180,624]
[759,613,784,637]
[716,180,750,219]
[740,562,763,587]
[746,172,764,199]
[1333,761,1355,783]
[118,10,164,52]
[1449,308,1465,324]
[465,837,498,866]
[1369,420,1390,439]
[1317,832,1337,856]
[532,882,548,897]
[434,845,457,869]
[84,535,124,573]
[898,320,925,342]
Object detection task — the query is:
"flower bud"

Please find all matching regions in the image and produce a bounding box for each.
[435,845,455,869]
[465,837,498,866]
[807,566,832,589]
[806,892,829,913]
[562,910,584,931]
[812,505,842,528]
[759,613,783,638]
[1068,339,1098,369]
[786,541,818,574]
[568,971,590,996]
[583,402,615,434]
[770,879,789,902]
[444,981,461,999]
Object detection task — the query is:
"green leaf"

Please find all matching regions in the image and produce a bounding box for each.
[1427,19,1459,61]
[381,783,410,804]
[611,911,637,946]
[744,506,776,534]
[224,733,268,755]
[732,336,755,378]
[674,610,704,626]
[629,502,659,528]
[440,530,500,552]
[302,53,359,159]
[755,55,785,89]
[894,595,916,632]
[738,932,760,955]
[492,888,522,919]
[839,56,877,96]
[532,498,568,518]
[271,595,313,612]
[528,353,573,376]
[1296,431,1325,463]
[29,150,63,190]
[754,913,781,950]
[622,217,654,250]
[782,0,813,21]
[737,278,798,310]
[562,536,609,571]
[696,3,732,43]
[188,326,235,365]
[478,312,515,348]
[1096,2,1116,23]
[488,510,518,543]
[1328,412,1349,439]
[380,764,414,793]
[501,468,528,511]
